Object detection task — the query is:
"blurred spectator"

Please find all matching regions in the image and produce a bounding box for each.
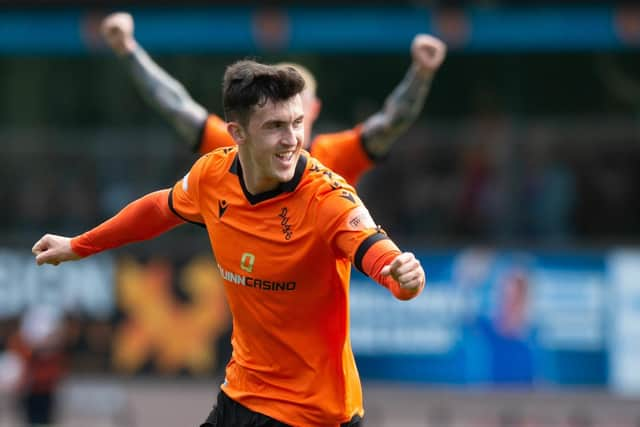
[0,306,68,427]
[522,126,576,242]
[456,87,515,240]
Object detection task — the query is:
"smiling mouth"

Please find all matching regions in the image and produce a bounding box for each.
[275,152,294,161]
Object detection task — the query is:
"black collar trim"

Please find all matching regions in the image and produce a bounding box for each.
[229,152,240,175]
[230,153,307,205]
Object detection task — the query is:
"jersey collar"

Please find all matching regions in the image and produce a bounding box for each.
[229,153,307,205]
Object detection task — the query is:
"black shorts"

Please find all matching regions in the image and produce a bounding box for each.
[200,390,363,427]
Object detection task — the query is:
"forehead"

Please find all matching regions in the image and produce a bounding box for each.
[249,95,303,125]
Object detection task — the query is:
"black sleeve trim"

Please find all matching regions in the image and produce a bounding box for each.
[192,119,208,154]
[359,132,388,163]
[168,188,206,228]
[354,232,389,275]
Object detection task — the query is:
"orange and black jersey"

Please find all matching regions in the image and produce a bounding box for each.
[70,147,418,425]
[197,114,375,186]
[170,147,389,426]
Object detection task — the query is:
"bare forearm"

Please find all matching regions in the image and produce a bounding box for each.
[361,64,432,158]
[124,46,208,147]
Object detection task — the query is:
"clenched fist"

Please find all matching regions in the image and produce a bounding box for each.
[32,234,81,266]
[411,34,447,79]
[101,12,137,56]
[381,252,426,300]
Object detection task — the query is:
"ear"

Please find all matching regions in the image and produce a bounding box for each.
[313,98,322,119]
[227,122,246,145]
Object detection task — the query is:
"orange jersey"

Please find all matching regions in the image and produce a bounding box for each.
[170,147,384,426]
[198,114,374,186]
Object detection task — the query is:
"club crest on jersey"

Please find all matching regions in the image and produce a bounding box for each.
[278,207,293,240]
[346,206,376,230]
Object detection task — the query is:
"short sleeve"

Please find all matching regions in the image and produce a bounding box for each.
[197,114,236,155]
[310,125,373,187]
[169,155,208,226]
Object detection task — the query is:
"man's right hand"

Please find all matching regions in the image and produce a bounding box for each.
[411,34,447,79]
[101,12,137,56]
[380,252,425,300]
[32,234,81,266]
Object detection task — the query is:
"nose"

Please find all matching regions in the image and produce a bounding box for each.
[281,124,301,148]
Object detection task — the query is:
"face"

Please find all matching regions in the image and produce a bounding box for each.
[232,95,305,194]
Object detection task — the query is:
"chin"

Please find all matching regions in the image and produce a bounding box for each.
[273,161,298,182]
[278,170,295,182]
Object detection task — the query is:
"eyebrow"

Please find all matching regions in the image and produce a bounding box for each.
[261,115,304,128]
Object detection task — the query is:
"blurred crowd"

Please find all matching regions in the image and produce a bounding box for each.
[1,112,639,248]
[360,114,640,246]
[0,40,638,249]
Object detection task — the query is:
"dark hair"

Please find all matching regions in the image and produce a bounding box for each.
[222,60,306,126]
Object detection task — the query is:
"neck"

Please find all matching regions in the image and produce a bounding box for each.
[237,150,279,195]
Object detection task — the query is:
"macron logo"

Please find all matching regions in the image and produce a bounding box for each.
[218,200,229,218]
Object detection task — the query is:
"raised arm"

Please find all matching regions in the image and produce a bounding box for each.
[361,34,447,158]
[101,12,208,149]
[32,190,184,266]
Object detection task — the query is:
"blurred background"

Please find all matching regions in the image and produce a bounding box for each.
[1,0,640,426]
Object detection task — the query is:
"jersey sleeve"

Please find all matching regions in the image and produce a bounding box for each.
[71,189,183,258]
[310,124,374,187]
[169,155,208,226]
[316,185,423,300]
[316,184,383,268]
[195,114,236,155]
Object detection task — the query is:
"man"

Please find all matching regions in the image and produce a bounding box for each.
[100,12,446,185]
[32,61,425,426]
[1,306,67,427]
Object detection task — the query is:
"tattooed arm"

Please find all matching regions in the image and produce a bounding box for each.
[101,12,208,149]
[362,34,447,158]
